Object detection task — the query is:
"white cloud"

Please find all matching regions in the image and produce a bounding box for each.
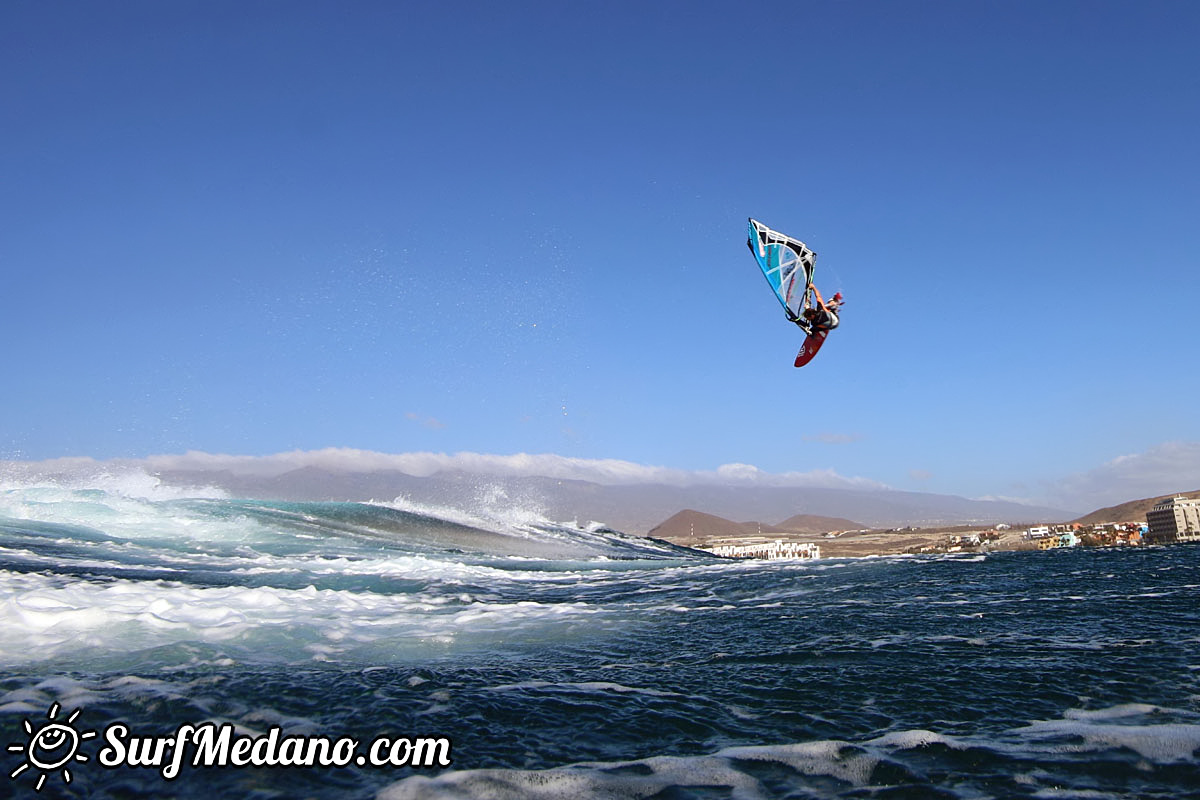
[3,448,889,491]
[714,463,763,481]
[14,443,1196,511]
[1044,441,1200,511]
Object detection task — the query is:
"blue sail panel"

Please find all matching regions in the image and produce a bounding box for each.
[747,218,816,320]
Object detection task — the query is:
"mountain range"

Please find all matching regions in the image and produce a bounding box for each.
[650,488,1200,551]
[156,465,1077,535]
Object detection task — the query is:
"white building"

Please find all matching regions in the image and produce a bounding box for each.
[706,540,820,560]
[1147,496,1200,544]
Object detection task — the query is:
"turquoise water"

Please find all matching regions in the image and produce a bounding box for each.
[1,484,1198,798]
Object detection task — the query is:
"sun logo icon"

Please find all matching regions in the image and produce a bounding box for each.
[7,703,97,792]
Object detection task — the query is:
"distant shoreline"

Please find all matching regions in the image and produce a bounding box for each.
[660,526,1063,559]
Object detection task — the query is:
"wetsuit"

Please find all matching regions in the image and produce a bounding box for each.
[808,306,839,333]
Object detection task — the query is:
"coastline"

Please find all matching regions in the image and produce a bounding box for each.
[657,525,1039,559]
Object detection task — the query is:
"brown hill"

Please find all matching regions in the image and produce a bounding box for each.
[776,513,865,533]
[647,509,790,544]
[648,509,867,548]
[648,509,1001,558]
[1071,489,1200,525]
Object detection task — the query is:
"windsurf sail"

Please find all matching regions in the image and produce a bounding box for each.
[747,218,816,320]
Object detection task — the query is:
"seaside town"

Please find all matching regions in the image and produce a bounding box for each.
[696,494,1200,562]
[706,540,822,560]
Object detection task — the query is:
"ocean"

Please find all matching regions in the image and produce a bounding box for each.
[2,478,1199,799]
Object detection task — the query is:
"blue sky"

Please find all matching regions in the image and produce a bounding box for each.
[3,0,1198,511]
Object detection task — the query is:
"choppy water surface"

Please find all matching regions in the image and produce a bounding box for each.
[1,483,1198,798]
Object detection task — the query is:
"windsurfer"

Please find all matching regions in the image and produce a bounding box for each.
[790,288,842,335]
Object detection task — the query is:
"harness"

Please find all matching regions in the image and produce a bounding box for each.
[812,308,839,332]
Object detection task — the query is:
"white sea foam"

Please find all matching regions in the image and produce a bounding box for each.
[378,712,1197,800]
[1,479,703,579]
[0,569,611,667]
[4,528,534,587]
[380,495,687,561]
[228,552,567,584]
[1064,703,1164,720]
[379,739,881,800]
[868,729,966,750]
[0,464,226,501]
[383,494,557,539]
[1012,704,1200,763]
[381,756,765,800]
[0,486,262,546]
[717,741,879,785]
[0,544,182,574]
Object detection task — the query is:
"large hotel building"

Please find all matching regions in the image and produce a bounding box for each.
[1146,495,1200,544]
